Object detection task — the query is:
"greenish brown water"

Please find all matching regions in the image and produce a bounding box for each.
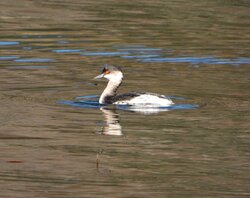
[0,1,250,197]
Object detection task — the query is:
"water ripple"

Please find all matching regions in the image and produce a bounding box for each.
[140,56,250,65]
[121,54,160,59]
[14,58,55,63]
[116,46,162,52]
[0,56,19,61]
[58,100,102,109]
[81,51,130,57]
[8,66,50,69]
[52,49,82,53]
[58,95,198,114]
[0,41,19,46]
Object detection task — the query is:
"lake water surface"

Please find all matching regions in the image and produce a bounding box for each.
[0,1,250,197]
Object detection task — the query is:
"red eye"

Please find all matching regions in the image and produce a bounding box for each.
[105,70,110,74]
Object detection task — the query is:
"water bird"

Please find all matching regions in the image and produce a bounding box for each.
[94,65,174,107]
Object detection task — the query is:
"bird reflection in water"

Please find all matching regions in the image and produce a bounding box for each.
[97,105,172,136]
[98,108,122,136]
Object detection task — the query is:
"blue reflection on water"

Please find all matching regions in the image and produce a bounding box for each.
[121,54,160,59]
[15,58,55,62]
[58,95,198,113]
[81,51,130,56]
[0,41,19,46]
[116,46,162,60]
[0,56,19,61]
[48,44,250,66]
[58,99,102,109]
[140,56,250,65]
[52,49,82,53]
[75,95,99,100]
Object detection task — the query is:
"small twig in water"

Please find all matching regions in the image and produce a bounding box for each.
[96,154,99,170]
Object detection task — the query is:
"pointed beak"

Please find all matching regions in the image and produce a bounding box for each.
[94,73,104,79]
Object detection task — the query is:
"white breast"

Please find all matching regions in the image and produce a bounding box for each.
[114,94,174,107]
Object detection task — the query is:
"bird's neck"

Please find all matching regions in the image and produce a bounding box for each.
[99,79,122,104]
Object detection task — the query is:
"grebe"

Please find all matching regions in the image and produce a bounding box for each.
[94,65,174,107]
